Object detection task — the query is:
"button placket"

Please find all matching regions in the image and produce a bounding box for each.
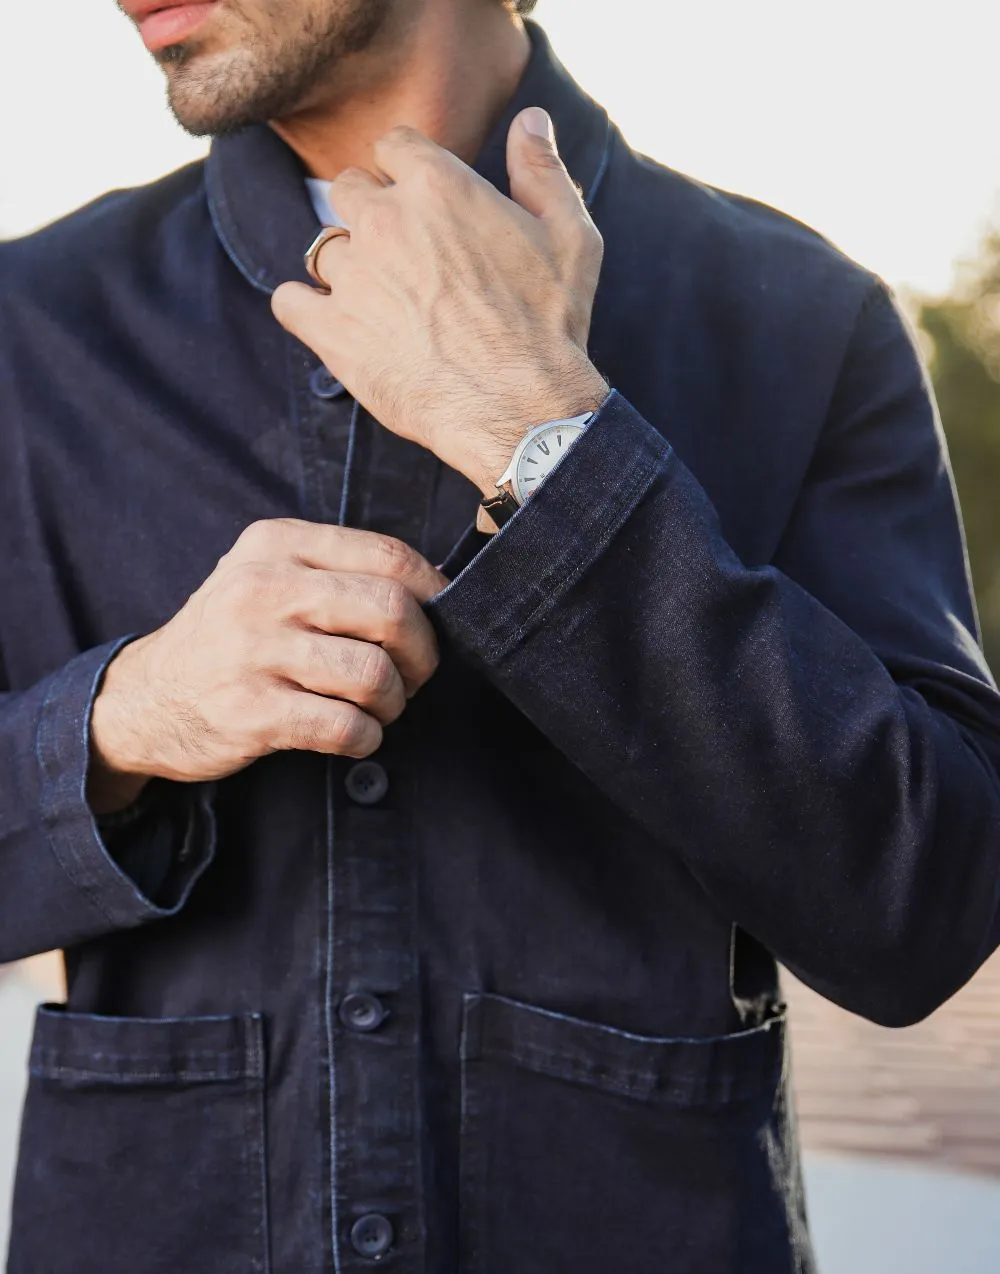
[290,348,356,527]
[325,409,435,1272]
[330,747,424,1270]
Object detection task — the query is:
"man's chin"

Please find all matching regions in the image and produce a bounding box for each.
[167,97,261,139]
[161,49,266,137]
[154,4,385,138]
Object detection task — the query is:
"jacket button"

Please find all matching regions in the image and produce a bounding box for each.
[350,1213,393,1259]
[345,760,389,806]
[309,365,347,400]
[339,991,387,1033]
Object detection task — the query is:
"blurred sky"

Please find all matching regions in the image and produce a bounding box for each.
[2,0,999,295]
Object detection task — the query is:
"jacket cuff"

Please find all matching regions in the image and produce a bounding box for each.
[34,637,217,930]
[429,391,671,661]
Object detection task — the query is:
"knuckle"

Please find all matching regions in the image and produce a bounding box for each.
[330,704,377,756]
[331,164,368,192]
[566,214,600,257]
[414,157,465,203]
[374,534,419,580]
[235,519,277,555]
[385,123,421,149]
[411,641,441,693]
[235,518,295,559]
[585,223,605,266]
[247,686,287,745]
[355,201,395,241]
[353,645,397,701]
[405,161,437,198]
[377,578,412,631]
[580,216,603,250]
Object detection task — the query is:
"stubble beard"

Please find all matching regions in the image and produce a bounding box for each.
[158,0,394,137]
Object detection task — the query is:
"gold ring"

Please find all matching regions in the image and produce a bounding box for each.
[304,225,351,293]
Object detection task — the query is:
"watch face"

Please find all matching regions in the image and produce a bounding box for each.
[514,421,587,503]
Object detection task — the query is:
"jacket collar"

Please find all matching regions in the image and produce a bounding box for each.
[205,21,613,295]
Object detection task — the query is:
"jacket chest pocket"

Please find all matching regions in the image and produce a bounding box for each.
[458,993,811,1274]
[8,1004,269,1274]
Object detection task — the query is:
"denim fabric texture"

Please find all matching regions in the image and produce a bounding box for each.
[2,20,1000,1274]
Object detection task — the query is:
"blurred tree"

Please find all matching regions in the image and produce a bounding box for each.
[917,234,1000,674]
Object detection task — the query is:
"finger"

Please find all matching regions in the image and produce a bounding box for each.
[269,689,383,758]
[328,164,387,228]
[291,569,440,696]
[372,124,455,183]
[506,107,587,224]
[271,280,337,349]
[277,631,407,726]
[311,229,351,287]
[232,520,448,604]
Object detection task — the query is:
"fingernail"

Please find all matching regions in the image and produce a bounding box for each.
[522,107,555,144]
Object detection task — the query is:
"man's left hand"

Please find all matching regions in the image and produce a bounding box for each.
[271,107,609,500]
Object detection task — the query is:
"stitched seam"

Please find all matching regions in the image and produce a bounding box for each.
[30,1065,251,1083]
[206,172,275,295]
[284,341,315,521]
[487,1042,770,1104]
[240,1058,258,1273]
[324,760,343,1274]
[338,397,361,528]
[257,1066,273,1274]
[481,993,787,1046]
[240,1014,268,1274]
[458,998,483,1273]
[32,1049,245,1064]
[36,1009,241,1027]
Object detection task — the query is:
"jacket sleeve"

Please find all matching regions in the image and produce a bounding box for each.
[428,280,1000,1028]
[0,635,216,964]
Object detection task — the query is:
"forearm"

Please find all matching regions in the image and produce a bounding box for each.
[429,393,1000,1025]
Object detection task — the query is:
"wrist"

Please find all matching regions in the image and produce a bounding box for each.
[452,357,608,496]
[88,638,157,815]
[87,756,151,818]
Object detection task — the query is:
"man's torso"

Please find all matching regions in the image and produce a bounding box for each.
[0,31,884,1274]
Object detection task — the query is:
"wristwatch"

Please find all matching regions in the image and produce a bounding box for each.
[480,412,594,529]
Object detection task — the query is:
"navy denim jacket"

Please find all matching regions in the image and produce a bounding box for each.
[4,23,1000,1274]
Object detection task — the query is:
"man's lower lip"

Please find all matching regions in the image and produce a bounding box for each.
[138,2,218,52]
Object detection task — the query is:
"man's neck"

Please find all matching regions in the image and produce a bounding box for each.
[269,4,532,180]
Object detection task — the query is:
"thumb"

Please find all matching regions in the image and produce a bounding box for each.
[507,106,584,222]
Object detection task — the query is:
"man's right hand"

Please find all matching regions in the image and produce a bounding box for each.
[87,519,448,814]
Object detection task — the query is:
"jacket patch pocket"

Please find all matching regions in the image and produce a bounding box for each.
[458,993,810,1274]
[8,1004,269,1274]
